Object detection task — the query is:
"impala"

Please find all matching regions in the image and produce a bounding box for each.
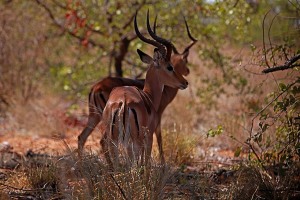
[78,16,197,164]
[98,11,188,168]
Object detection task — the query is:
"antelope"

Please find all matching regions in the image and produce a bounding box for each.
[78,15,197,164]
[98,10,188,169]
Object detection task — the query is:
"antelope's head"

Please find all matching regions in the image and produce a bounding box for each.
[153,16,197,77]
[134,10,188,90]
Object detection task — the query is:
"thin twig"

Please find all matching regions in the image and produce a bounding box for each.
[233,0,240,8]
[268,12,279,67]
[110,174,128,200]
[262,9,272,68]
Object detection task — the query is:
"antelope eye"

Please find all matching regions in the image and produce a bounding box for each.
[167,65,173,71]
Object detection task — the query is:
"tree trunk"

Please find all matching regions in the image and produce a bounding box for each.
[114,37,130,77]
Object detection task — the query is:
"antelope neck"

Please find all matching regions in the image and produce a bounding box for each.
[143,66,164,112]
[159,86,178,113]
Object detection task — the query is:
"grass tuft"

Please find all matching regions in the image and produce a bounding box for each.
[162,128,198,166]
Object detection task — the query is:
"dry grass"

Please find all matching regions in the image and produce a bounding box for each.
[219,163,300,200]
[162,128,198,166]
[4,91,69,139]
[0,151,175,199]
[1,156,299,199]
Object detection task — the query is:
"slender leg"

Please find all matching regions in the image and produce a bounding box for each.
[145,134,153,168]
[78,90,105,155]
[99,122,114,170]
[78,115,101,155]
[155,120,165,164]
[142,131,153,181]
[101,138,114,170]
[111,121,120,170]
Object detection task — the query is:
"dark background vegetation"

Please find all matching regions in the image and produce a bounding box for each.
[0,0,299,199]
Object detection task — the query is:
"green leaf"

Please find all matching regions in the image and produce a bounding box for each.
[234,146,242,157]
[207,125,223,137]
[279,83,287,91]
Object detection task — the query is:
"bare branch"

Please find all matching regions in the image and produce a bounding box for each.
[233,0,240,8]
[35,0,105,49]
[262,53,300,73]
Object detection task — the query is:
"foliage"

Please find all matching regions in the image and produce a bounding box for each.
[207,125,223,138]
[1,0,293,100]
[31,0,267,99]
[244,1,300,166]
[248,77,300,166]
[199,0,300,167]
[0,0,268,104]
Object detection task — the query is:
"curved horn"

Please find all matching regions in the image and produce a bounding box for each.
[153,14,179,55]
[153,15,157,34]
[182,16,198,54]
[172,43,180,55]
[134,12,165,52]
[146,10,172,60]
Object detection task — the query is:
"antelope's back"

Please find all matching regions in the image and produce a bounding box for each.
[91,77,144,94]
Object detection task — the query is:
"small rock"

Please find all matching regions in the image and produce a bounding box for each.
[0,141,12,152]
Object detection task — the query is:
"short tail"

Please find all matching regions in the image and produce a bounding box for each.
[89,90,107,116]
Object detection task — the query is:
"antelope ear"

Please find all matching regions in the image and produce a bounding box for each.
[137,49,152,64]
